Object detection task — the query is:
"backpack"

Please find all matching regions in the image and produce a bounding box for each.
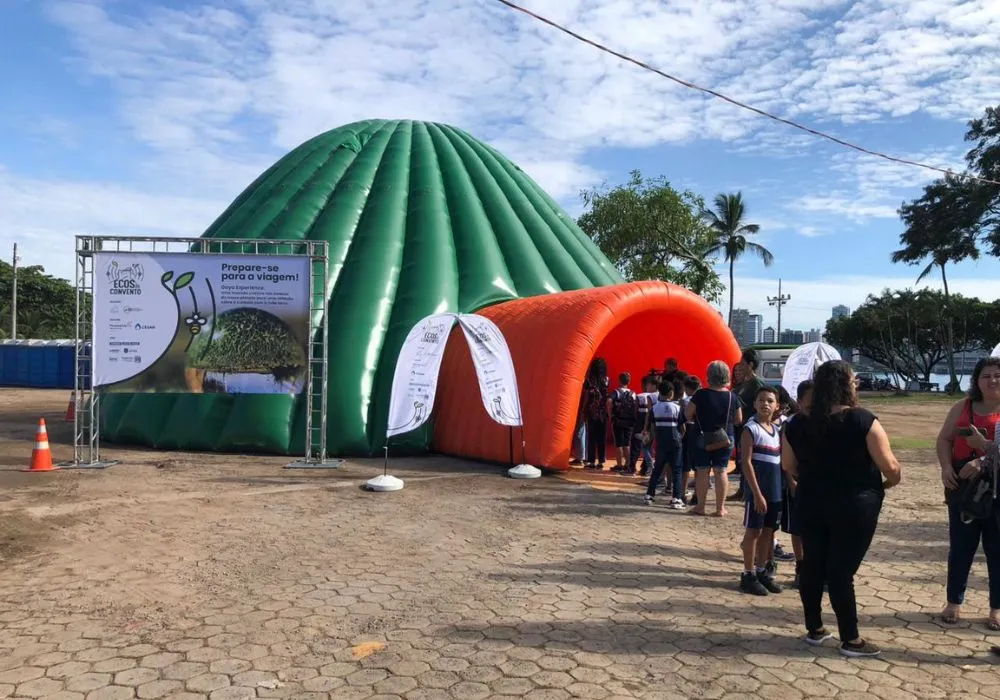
[612,388,638,427]
[585,380,606,421]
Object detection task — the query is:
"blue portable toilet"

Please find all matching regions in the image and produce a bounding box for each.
[0,339,82,389]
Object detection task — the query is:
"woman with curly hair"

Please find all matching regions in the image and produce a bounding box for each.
[782,360,901,658]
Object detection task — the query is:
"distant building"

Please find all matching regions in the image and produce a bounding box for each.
[730,308,751,347]
[830,306,852,359]
[747,314,763,345]
[780,329,805,345]
[805,328,822,343]
[762,326,776,343]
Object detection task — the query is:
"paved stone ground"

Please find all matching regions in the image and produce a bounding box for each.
[1,390,999,699]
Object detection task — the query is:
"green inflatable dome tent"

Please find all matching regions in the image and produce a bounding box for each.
[99,119,623,456]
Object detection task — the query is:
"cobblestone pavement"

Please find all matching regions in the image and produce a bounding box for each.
[2,430,1000,698]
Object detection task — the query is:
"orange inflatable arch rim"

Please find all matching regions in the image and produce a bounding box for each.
[432,281,741,470]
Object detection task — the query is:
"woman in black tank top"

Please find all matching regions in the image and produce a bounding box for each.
[782,361,901,658]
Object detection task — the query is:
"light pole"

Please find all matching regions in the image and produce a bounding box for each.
[767,277,790,340]
[11,243,19,340]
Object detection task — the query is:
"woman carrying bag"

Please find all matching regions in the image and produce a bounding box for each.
[937,357,1000,628]
[685,360,743,517]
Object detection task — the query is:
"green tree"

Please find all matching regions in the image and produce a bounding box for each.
[895,105,1000,263]
[578,170,724,301]
[892,180,981,393]
[702,192,773,327]
[0,261,79,340]
[825,289,992,385]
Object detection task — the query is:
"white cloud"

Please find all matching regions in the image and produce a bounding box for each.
[44,0,1000,176]
[0,168,227,281]
[785,146,967,223]
[3,0,997,277]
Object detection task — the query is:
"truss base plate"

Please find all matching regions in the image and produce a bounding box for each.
[284,458,345,470]
[58,460,119,470]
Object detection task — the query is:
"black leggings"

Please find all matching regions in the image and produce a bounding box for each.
[587,419,606,464]
[798,488,883,642]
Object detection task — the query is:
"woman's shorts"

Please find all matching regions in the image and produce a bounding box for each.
[693,444,732,470]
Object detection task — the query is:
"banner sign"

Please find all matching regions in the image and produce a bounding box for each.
[385,313,523,439]
[457,314,523,427]
[92,252,311,394]
[780,341,842,400]
[385,313,456,438]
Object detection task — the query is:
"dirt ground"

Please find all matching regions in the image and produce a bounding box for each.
[2,388,998,700]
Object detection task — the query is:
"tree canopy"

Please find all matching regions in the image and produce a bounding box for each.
[577,170,724,301]
[891,103,1000,391]
[897,104,1000,260]
[0,261,79,340]
[825,289,1000,384]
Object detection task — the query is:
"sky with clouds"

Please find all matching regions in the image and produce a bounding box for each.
[2,0,999,331]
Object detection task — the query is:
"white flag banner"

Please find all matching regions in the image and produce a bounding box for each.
[457,314,523,427]
[385,313,457,438]
[781,342,842,400]
[991,342,1000,358]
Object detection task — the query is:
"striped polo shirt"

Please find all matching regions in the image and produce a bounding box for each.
[744,416,783,502]
[650,399,682,441]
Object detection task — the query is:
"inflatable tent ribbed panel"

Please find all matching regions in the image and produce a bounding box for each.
[99,120,623,456]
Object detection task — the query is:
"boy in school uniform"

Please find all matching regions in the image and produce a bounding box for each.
[680,374,701,505]
[631,376,659,476]
[739,386,784,596]
[608,372,638,472]
[643,380,686,509]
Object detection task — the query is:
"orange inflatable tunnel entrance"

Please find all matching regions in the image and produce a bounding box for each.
[432,281,741,470]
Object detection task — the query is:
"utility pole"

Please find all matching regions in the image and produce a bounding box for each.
[11,243,18,341]
[767,277,790,340]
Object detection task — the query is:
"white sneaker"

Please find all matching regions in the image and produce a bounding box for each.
[671,498,685,510]
[644,495,654,505]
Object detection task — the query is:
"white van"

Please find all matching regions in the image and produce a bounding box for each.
[747,345,797,387]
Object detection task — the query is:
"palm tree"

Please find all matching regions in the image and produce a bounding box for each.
[703,192,774,327]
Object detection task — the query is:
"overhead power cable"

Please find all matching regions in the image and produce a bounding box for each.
[495,0,1000,187]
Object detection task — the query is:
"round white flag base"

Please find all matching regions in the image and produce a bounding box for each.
[507,464,542,479]
[365,475,405,492]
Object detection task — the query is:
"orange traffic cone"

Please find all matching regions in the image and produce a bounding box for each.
[25,418,59,472]
[64,392,76,422]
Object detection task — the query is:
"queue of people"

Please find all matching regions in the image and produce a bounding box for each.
[574,351,915,658]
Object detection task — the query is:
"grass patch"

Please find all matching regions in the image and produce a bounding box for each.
[860,391,960,404]
[889,436,936,450]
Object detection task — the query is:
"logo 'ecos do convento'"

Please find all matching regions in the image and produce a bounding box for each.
[106,260,145,296]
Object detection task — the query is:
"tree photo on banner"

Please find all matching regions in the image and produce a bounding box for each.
[385,313,523,446]
[92,252,311,395]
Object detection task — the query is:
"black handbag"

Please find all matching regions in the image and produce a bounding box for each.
[954,457,998,524]
[696,391,733,452]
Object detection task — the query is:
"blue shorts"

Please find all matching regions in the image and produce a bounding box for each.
[744,499,783,531]
[693,444,732,470]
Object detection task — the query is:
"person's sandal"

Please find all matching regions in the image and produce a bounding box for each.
[987,612,1000,631]
[940,606,961,625]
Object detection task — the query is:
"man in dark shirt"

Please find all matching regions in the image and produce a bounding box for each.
[737,349,768,420]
